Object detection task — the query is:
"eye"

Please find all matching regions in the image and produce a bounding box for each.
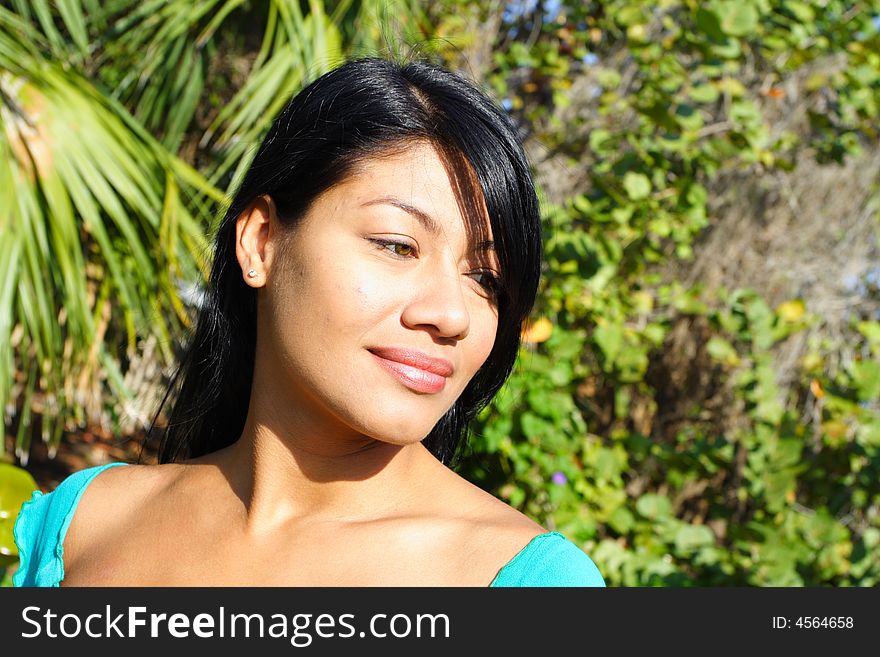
[469,269,502,299]
[369,238,417,258]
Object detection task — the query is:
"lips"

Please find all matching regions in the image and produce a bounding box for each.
[368,347,454,394]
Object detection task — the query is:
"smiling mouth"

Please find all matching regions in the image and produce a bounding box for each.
[367,348,451,394]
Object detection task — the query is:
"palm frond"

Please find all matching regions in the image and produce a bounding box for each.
[0,21,220,460]
[0,0,425,461]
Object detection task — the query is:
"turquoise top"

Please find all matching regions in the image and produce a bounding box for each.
[12,462,605,588]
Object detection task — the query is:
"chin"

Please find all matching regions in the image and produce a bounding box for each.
[352,400,448,446]
[367,417,440,446]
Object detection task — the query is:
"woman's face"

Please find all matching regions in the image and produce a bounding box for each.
[243,142,500,447]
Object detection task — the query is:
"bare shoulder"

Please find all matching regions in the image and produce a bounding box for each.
[62,463,182,568]
[77,462,179,509]
[428,464,547,571]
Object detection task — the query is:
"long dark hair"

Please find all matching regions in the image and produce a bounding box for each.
[152,57,542,467]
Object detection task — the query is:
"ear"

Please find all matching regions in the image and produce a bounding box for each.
[235,195,277,288]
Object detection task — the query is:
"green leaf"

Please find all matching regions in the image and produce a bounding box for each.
[607,506,635,534]
[596,68,621,89]
[688,83,720,104]
[674,524,715,554]
[851,360,880,401]
[520,412,549,439]
[548,361,573,386]
[0,463,39,562]
[717,1,759,37]
[856,321,880,344]
[616,345,650,381]
[783,1,814,23]
[673,290,708,315]
[636,494,672,520]
[623,172,652,200]
[674,103,703,130]
[595,447,625,481]
[711,36,742,59]
[54,0,89,55]
[642,323,666,346]
[594,323,624,364]
[589,129,614,154]
[695,7,725,41]
[706,336,740,366]
[616,5,645,27]
[856,420,880,447]
[615,386,630,417]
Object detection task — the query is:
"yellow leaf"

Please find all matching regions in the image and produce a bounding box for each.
[805,73,828,92]
[521,317,553,344]
[822,420,848,442]
[776,299,805,322]
[631,290,654,314]
[627,24,646,41]
[802,352,823,372]
[712,77,746,97]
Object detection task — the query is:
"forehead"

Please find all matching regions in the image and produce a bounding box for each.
[340,141,494,245]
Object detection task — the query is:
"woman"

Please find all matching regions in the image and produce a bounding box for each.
[13,57,605,587]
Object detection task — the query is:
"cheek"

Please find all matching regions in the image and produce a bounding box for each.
[279,251,384,325]
[339,270,402,338]
[468,309,499,370]
[350,279,389,317]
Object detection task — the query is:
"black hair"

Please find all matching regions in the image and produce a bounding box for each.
[152,57,542,467]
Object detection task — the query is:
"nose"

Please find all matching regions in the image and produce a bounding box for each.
[401,262,470,340]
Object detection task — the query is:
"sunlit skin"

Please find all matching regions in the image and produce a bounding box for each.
[248,141,500,454]
[60,142,545,586]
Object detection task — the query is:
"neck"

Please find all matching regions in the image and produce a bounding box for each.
[195,411,443,535]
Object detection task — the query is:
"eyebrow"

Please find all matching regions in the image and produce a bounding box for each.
[361,196,495,253]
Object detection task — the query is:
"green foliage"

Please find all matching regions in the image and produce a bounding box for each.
[0,6,221,459]
[2,0,878,588]
[0,0,419,459]
[0,462,38,585]
[427,0,880,585]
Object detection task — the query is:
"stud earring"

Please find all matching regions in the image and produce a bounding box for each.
[247,269,258,278]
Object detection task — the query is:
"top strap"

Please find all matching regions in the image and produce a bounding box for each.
[12,462,129,587]
[489,531,606,587]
